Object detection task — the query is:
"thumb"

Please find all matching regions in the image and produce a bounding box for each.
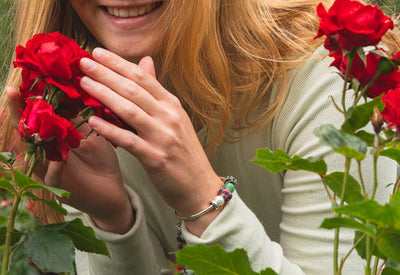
[138,56,156,78]
[5,86,23,129]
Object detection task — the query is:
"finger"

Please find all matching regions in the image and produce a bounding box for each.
[88,116,151,159]
[91,48,173,101]
[5,86,23,129]
[80,76,155,135]
[44,161,65,188]
[138,56,156,78]
[80,56,159,115]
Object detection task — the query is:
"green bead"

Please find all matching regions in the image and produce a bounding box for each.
[224,182,235,192]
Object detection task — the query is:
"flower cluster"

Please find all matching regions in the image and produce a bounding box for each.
[14,32,125,161]
[315,0,400,129]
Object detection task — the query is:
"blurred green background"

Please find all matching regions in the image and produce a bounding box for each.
[0,0,399,89]
[0,0,14,89]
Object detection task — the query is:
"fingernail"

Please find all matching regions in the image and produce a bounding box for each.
[93,47,108,59]
[80,58,96,70]
[80,76,93,88]
[89,116,100,129]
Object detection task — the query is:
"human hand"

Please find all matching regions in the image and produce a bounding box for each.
[6,87,133,234]
[79,48,222,234]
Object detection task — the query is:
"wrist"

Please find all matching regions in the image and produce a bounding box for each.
[183,204,225,236]
[175,176,237,237]
[91,199,135,234]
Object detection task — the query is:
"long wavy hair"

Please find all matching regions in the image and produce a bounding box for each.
[1,0,399,222]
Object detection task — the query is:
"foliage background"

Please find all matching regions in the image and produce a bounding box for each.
[0,0,14,90]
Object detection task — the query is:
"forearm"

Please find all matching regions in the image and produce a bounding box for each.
[181,194,304,275]
[68,186,171,275]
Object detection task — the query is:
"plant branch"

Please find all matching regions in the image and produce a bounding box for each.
[357,160,367,198]
[372,256,379,275]
[393,175,400,195]
[371,144,379,200]
[334,157,352,274]
[321,176,336,204]
[1,196,21,275]
[338,232,366,274]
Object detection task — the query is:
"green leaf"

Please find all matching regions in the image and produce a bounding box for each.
[341,97,384,134]
[320,217,376,236]
[334,200,394,226]
[382,267,400,275]
[389,192,400,225]
[21,192,68,215]
[355,130,376,147]
[8,247,41,275]
[251,149,327,175]
[323,172,364,203]
[381,148,400,165]
[354,230,386,260]
[260,269,276,275]
[354,230,367,260]
[0,178,16,194]
[44,219,110,257]
[377,56,395,75]
[377,229,400,263]
[23,227,75,273]
[176,244,277,275]
[0,227,24,246]
[314,124,367,160]
[356,47,367,67]
[0,152,15,166]
[14,170,70,198]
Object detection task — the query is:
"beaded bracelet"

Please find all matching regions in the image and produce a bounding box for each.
[174,176,237,221]
[174,176,237,274]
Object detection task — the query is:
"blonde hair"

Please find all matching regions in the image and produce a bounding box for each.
[1,0,400,222]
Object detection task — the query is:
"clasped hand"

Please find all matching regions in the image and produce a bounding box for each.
[7,48,221,235]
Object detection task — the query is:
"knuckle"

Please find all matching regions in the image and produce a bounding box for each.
[131,66,147,83]
[162,129,180,148]
[169,96,182,108]
[149,150,169,170]
[120,105,137,118]
[166,111,180,124]
[123,136,136,151]
[125,84,140,98]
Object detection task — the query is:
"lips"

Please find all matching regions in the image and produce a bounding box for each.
[105,2,163,18]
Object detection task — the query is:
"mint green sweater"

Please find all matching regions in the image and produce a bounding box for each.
[68,48,396,274]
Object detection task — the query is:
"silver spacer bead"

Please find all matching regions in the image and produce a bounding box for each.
[211,195,225,209]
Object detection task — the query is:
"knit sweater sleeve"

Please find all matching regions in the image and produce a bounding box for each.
[66,186,173,275]
[182,48,396,274]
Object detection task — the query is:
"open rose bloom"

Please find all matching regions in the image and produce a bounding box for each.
[14,32,126,161]
[315,0,400,130]
[18,98,83,161]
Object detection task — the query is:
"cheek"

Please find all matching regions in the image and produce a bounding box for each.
[69,1,98,30]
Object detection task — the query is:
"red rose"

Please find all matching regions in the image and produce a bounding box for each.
[315,0,394,51]
[332,52,400,98]
[356,54,400,98]
[15,32,130,148]
[14,32,91,100]
[18,98,83,161]
[328,49,344,69]
[382,88,400,130]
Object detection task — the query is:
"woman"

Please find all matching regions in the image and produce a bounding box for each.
[1,0,399,274]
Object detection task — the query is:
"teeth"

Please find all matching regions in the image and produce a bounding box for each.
[106,3,158,18]
[129,8,139,17]
[119,8,128,17]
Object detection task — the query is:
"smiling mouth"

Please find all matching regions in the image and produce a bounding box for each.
[104,2,163,18]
